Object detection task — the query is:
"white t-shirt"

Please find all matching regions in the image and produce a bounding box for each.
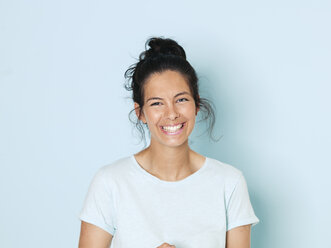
[79,155,259,248]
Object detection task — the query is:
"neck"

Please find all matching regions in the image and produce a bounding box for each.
[138,139,195,181]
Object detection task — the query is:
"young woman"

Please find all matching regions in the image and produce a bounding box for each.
[78,37,259,248]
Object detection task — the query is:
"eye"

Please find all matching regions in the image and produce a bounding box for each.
[150,102,162,106]
[177,98,189,102]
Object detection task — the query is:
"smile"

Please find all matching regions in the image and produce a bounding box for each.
[160,122,186,135]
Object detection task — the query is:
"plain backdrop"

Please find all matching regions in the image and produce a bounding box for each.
[1,0,330,247]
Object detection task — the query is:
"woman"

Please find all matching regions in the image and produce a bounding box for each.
[78,37,259,248]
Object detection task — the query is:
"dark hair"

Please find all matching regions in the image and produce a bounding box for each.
[124,36,219,146]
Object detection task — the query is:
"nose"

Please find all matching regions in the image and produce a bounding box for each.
[165,103,180,120]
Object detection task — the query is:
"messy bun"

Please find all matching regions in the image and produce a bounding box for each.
[124,36,217,146]
[141,37,186,60]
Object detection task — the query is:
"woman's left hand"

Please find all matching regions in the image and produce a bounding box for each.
[156,242,176,248]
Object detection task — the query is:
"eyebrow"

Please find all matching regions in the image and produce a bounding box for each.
[146,91,191,102]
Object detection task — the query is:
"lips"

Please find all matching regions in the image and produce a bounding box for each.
[162,122,185,127]
[160,122,186,134]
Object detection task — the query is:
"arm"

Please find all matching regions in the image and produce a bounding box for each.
[78,221,113,248]
[225,224,251,248]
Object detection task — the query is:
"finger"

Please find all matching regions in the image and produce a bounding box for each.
[156,242,176,248]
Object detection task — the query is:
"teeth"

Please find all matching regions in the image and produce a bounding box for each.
[162,123,184,132]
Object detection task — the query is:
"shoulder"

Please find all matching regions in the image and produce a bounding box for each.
[100,156,132,174]
[207,157,243,179]
[93,155,133,185]
[206,157,244,191]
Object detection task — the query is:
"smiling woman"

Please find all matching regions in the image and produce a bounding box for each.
[78,37,259,248]
[133,70,197,149]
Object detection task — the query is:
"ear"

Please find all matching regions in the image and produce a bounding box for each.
[196,106,200,115]
[134,102,146,123]
[195,95,200,115]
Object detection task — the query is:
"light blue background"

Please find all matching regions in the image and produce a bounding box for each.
[1,0,330,247]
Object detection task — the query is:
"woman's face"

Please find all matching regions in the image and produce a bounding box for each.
[135,70,199,148]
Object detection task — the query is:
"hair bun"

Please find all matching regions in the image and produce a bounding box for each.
[141,37,187,60]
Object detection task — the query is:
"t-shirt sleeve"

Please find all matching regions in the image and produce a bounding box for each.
[79,168,116,235]
[226,172,259,231]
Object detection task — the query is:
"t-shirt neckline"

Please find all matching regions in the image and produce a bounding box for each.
[130,154,209,186]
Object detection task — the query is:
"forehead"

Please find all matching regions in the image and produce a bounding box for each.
[143,70,191,98]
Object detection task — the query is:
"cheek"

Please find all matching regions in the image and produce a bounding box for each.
[182,105,197,118]
[145,110,162,124]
